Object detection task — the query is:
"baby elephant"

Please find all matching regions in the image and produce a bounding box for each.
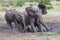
[24,7,39,32]
[5,10,25,32]
[31,4,49,32]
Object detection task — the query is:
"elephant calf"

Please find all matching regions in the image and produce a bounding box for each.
[35,3,49,32]
[5,10,25,32]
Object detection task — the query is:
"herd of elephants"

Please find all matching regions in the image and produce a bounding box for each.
[5,3,49,33]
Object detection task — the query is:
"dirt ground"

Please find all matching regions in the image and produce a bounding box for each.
[0,11,60,40]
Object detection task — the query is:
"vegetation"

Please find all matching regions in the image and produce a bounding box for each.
[1,0,60,11]
[16,0,26,7]
[36,0,53,9]
[56,0,60,1]
[0,0,52,7]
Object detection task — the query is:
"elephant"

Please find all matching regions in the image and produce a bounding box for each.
[5,10,25,32]
[22,7,38,32]
[34,3,49,32]
[24,4,49,32]
[5,3,49,33]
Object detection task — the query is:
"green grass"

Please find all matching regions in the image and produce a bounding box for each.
[51,1,60,10]
[43,32,59,36]
[0,1,60,12]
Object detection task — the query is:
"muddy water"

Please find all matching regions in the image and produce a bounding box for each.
[46,22,60,34]
[0,22,60,34]
[43,15,60,34]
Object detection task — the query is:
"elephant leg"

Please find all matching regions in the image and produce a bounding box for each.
[14,20,21,32]
[27,25,33,32]
[20,22,26,33]
[7,21,13,30]
[37,22,42,32]
[34,19,42,32]
[30,21,37,32]
[39,18,49,32]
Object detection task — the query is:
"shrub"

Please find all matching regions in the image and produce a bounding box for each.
[36,0,51,5]
[36,0,53,9]
[0,7,7,12]
[9,0,17,6]
[16,0,25,7]
[46,5,53,9]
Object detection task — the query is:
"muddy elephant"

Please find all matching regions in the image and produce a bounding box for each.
[5,10,25,32]
[5,9,38,33]
[5,4,49,33]
[36,3,49,32]
[24,7,42,32]
[21,7,38,32]
[25,4,49,32]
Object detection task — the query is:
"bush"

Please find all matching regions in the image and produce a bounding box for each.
[46,5,53,9]
[56,0,60,1]
[0,6,16,12]
[36,0,53,9]
[9,0,14,6]
[0,0,9,7]
[9,0,17,6]
[36,0,51,5]
[16,0,25,7]
[10,6,16,10]
[0,7,7,12]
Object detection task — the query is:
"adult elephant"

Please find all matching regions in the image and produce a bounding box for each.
[35,3,49,32]
[5,10,25,32]
[24,4,49,32]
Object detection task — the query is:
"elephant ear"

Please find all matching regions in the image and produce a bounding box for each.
[26,7,34,16]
